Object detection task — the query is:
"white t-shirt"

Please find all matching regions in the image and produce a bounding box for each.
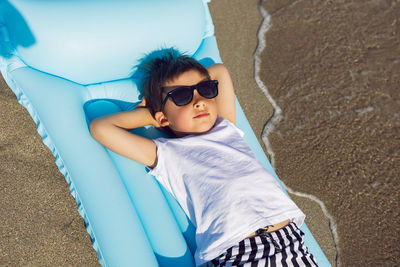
[149,117,305,266]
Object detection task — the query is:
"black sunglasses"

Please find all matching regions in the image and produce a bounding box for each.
[162,80,218,107]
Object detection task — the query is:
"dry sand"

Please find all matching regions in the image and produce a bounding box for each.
[1,0,398,266]
[0,79,99,265]
[0,1,273,266]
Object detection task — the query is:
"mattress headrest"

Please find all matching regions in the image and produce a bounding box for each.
[1,0,206,84]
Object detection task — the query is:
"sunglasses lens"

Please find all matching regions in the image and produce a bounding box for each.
[164,80,218,107]
[197,80,218,99]
[170,87,193,106]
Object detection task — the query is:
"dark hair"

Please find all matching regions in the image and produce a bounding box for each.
[139,48,210,116]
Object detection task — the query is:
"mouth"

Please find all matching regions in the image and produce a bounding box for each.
[194,112,209,119]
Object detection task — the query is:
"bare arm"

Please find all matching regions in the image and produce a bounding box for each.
[90,106,158,167]
[207,64,236,124]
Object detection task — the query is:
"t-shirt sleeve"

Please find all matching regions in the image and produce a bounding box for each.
[223,117,244,137]
[147,138,174,194]
[235,126,245,137]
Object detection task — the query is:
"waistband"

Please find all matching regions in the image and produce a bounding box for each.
[247,221,300,241]
[247,219,293,238]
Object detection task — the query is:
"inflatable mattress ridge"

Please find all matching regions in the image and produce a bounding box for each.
[0,66,106,265]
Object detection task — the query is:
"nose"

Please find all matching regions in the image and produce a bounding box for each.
[192,90,206,108]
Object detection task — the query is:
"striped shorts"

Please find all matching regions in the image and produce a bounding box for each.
[208,222,318,267]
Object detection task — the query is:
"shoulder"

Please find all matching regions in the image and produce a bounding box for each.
[206,116,244,139]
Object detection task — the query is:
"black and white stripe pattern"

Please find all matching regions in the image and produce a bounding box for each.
[209,222,318,267]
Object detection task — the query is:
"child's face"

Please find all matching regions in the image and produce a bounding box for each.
[158,69,218,137]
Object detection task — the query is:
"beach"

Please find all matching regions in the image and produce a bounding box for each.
[258,1,399,266]
[1,0,399,266]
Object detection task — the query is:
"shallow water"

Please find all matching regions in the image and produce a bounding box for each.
[259,1,400,266]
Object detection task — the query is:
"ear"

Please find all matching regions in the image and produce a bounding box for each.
[154,111,170,127]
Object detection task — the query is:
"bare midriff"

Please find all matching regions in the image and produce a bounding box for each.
[247,219,291,238]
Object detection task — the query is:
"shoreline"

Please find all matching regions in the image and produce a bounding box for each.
[260,1,400,266]
[210,0,336,264]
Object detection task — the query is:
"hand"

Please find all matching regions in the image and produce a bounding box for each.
[137,98,147,108]
[136,98,161,128]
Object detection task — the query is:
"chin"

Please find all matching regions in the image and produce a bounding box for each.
[196,122,216,134]
[173,125,213,137]
[174,117,217,136]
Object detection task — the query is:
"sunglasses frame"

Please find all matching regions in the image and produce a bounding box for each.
[161,80,219,107]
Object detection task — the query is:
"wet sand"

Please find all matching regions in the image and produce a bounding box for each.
[210,0,337,265]
[259,1,400,266]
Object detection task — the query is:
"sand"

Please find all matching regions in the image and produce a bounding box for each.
[259,1,400,266]
[0,80,99,265]
[1,0,398,266]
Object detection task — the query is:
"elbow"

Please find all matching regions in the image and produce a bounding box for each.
[89,119,102,140]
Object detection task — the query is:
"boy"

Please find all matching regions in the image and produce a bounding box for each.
[90,50,317,266]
